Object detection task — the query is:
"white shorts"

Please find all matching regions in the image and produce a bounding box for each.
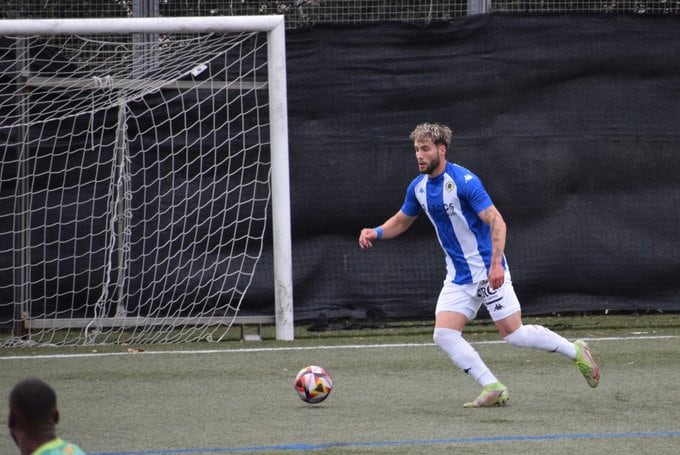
[434,273,521,322]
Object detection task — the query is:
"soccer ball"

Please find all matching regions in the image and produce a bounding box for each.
[294,365,333,404]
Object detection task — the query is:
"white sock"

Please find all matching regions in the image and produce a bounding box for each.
[503,324,577,359]
[433,327,498,386]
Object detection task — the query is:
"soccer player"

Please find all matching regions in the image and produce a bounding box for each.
[7,378,86,455]
[358,122,600,407]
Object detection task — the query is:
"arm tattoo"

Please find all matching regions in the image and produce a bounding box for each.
[484,208,497,230]
[483,207,504,258]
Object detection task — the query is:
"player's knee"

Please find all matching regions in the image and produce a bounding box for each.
[433,327,462,347]
[433,328,442,345]
[503,324,532,347]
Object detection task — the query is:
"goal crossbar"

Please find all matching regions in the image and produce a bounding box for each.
[0,16,284,35]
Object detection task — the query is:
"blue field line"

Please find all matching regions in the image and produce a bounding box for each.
[91,430,680,454]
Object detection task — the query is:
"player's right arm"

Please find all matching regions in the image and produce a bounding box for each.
[359,210,416,249]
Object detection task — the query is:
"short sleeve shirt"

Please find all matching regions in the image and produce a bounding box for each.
[401,161,505,284]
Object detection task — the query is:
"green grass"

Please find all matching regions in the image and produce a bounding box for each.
[1,314,679,454]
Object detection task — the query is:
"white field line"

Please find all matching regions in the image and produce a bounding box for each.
[0,334,677,361]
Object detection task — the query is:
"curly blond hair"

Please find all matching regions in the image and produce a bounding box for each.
[409,123,452,148]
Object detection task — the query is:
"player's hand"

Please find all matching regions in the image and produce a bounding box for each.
[359,228,378,249]
[487,263,505,290]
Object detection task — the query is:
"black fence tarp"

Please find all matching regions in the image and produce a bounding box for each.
[270,13,680,321]
[2,14,679,325]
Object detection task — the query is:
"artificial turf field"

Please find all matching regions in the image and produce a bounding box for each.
[1,313,679,454]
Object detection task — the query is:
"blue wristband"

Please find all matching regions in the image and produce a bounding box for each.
[374,227,383,239]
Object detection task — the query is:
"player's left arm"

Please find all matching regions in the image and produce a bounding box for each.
[478,204,507,290]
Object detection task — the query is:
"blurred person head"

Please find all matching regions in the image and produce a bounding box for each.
[7,378,59,455]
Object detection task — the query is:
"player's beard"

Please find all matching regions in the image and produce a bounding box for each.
[420,156,440,175]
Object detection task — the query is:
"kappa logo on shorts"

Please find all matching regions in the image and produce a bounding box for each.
[494,303,504,311]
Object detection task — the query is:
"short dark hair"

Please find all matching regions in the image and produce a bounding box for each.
[9,378,58,425]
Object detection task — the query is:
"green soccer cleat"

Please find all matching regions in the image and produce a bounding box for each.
[463,382,509,408]
[574,339,601,388]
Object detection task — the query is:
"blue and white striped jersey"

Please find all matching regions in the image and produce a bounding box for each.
[401,161,506,285]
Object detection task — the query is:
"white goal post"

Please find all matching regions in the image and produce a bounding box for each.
[0,16,294,345]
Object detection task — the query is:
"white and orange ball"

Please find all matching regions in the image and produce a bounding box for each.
[294,365,333,404]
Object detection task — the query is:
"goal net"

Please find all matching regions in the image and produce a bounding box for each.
[0,16,293,346]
